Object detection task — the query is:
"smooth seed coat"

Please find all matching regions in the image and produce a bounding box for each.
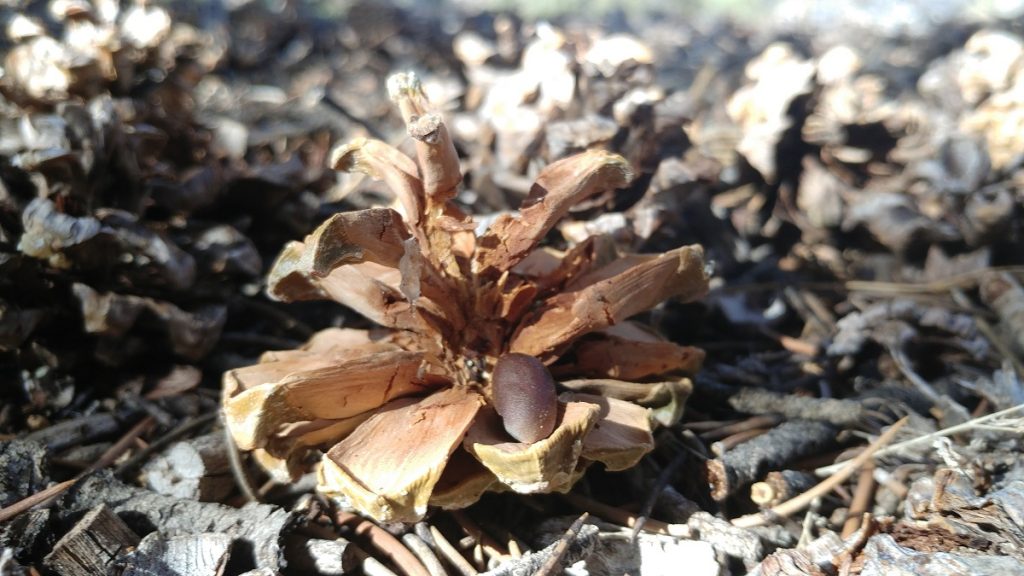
[491,353,558,443]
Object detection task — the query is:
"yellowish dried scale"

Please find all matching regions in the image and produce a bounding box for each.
[222,71,709,522]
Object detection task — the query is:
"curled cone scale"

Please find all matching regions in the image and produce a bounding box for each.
[222,71,709,522]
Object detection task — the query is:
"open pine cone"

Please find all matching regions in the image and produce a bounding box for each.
[223,72,709,522]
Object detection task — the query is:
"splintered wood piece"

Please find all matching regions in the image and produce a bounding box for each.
[120,532,232,576]
[223,350,427,450]
[319,388,484,522]
[330,137,425,227]
[510,245,708,359]
[284,537,358,576]
[750,470,819,508]
[755,532,845,575]
[476,150,634,275]
[858,534,1024,575]
[463,402,600,493]
[142,433,231,502]
[559,393,654,471]
[43,504,140,576]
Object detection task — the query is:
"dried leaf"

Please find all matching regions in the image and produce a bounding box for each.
[73,283,225,362]
[18,198,101,267]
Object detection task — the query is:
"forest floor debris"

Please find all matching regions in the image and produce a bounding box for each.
[2,0,1024,574]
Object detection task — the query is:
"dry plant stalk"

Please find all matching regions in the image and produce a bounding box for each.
[222,72,709,522]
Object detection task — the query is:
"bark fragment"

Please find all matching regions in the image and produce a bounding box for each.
[705,419,839,501]
[43,504,140,576]
[60,471,295,571]
[118,533,233,576]
[142,433,232,502]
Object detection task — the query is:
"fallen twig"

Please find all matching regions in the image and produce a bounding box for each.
[561,492,690,537]
[336,511,431,576]
[480,518,598,576]
[115,412,218,477]
[450,510,509,564]
[422,524,478,576]
[221,413,259,502]
[814,404,1024,476]
[841,463,876,538]
[403,532,449,576]
[0,479,77,524]
[533,514,589,576]
[706,419,838,501]
[80,416,156,476]
[733,417,908,528]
